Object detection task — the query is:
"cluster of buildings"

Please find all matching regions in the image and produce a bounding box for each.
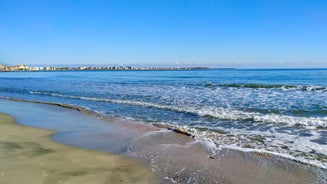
[0,64,56,71]
[0,64,209,72]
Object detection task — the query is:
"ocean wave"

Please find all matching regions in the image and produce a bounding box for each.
[203,83,327,91]
[0,87,31,94]
[196,108,327,129]
[2,96,327,171]
[28,90,327,129]
[153,123,327,170]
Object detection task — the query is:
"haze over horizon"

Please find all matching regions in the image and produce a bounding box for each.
[1,0,327,68]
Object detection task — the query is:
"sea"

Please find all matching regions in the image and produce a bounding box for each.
[1,68,327,169]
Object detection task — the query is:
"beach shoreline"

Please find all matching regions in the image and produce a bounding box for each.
[0,98,326,183]
[0,112,157,184]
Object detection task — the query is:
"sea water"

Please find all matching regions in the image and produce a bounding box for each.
[1,68,327,168]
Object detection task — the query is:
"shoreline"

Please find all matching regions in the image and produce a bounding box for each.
[0,112,157,184]
[0,98,326,183]
[0,96,193,137]
[1,96,326,169]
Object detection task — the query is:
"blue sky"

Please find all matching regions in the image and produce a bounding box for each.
[0,0,326,68]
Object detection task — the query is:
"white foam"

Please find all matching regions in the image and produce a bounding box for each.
[219,144,327,170]
[187,124,327,170]
[28,90,327,129]
[27,90,327,169]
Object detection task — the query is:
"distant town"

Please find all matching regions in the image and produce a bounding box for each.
[0,64,209,72]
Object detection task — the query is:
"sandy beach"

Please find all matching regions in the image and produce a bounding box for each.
[0,112,157,184]
[2,0,327,183]
[0,99,326,184]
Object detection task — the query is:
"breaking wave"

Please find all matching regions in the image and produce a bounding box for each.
[28,90,327,129]
[203,83,327,91]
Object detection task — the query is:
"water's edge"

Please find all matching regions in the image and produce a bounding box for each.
[1,97,326,183]
[1,96,326,171]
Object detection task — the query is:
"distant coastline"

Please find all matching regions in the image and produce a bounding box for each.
[0,64,211,72]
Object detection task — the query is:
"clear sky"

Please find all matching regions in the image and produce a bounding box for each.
[0,0,326,68]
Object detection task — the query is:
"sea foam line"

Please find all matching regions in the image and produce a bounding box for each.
[2,96,327,172]
[29,90,327,129]
[204,83,327,91]
[165,125,327,170]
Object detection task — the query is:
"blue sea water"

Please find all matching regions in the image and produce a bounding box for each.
[1,68,327,168]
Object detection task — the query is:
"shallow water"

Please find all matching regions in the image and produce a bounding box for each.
[0,99,148,154]
[0,99,326,183]
[0,69,327,168]
[0,112,157,184]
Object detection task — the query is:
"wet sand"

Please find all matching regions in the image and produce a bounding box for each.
[0,113,157,184]
[127,129,326,184]
[0,99,326,183]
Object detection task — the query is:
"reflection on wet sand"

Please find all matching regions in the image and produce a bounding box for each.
[0,113,157,184]
[0,99,325,183]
